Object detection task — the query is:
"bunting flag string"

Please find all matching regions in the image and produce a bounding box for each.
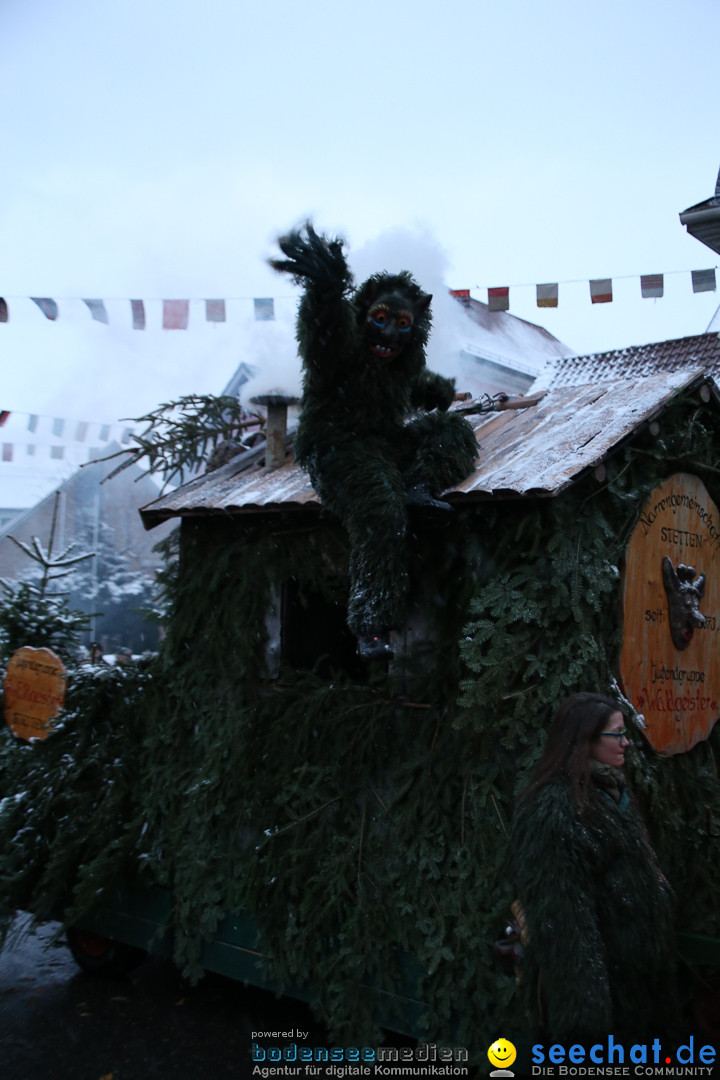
[480,267,716,311]
[0,295,282,328]
[0,408,137,466]
[0,267,716,327]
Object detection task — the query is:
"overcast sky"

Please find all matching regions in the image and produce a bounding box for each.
[1,0,719,428]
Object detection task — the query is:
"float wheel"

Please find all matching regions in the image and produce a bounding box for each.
[66,926,146,976]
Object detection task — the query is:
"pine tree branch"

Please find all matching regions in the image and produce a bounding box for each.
[86,394,263,490]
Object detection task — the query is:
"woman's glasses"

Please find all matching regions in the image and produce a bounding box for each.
[599,727,628,740]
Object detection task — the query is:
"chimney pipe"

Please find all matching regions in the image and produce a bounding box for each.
[249,394,299,469]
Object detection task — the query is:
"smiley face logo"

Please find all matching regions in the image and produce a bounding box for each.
[487,1038,517,1070]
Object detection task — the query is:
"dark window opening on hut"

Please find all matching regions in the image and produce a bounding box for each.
[280,579,362,677]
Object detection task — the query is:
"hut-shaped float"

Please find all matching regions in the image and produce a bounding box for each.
[136,362,720,1037]
[3,359,720,1051]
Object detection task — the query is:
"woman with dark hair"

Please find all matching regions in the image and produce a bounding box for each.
[510,692,677,1044]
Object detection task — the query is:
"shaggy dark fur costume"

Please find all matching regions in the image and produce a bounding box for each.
[510,766,678,1044]
[270,223,478,639]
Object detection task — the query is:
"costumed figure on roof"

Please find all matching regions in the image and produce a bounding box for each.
[270,222,478,661]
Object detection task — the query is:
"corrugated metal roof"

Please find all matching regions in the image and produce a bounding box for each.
[140,368,712,528]
[453,369,710,499]
[533,332,720,391]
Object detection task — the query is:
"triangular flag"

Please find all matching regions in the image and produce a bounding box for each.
[82,299,109,324]
[131,300,146,329]
[692,269,717,294]
[0,299,8,323]
[163,300,189,329]
[536,283,558,308]
[206,299,226,323]
[254,297,275,321]
[590,279,613,304]
[487,287,509,312]
[31,297,58,320]
[640,274,664,299]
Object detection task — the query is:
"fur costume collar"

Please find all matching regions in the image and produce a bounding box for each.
[590,759,626,804]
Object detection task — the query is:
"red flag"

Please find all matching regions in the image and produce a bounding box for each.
[163,300,189,329]
[590,279,613,304]
[449,289,471,298]
[488,287,509,312]
[0,410,10,426]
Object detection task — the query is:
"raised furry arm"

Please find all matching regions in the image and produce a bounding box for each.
[269,221,353,298]
[269,221,356,378]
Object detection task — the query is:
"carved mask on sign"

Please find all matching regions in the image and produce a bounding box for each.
[661,557,706,651]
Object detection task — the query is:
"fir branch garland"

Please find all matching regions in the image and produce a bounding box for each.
[1,391,720,1049]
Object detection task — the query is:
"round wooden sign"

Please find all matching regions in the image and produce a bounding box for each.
[620,473,720,755]
[3,646,67,741]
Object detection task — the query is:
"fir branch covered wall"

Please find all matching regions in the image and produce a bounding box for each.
[1,387,720,1049]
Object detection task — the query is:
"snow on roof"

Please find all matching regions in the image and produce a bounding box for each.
[140,368,712,528]
[532,332,720,392]
[455,296,573,375]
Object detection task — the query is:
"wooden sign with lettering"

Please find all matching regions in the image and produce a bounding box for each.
[620,473,720,754]
[4,646,67,741]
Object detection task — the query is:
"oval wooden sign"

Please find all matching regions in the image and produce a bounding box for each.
[3,646,67,741]
[620,473,720,755]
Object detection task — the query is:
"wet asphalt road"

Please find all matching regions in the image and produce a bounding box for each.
[0,916,331,1080]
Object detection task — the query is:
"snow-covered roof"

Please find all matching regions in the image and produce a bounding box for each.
[454,295,573,375]
[140,368,713,528]
[532,332,720,392]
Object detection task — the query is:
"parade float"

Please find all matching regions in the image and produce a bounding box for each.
[2,266,720,1050]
